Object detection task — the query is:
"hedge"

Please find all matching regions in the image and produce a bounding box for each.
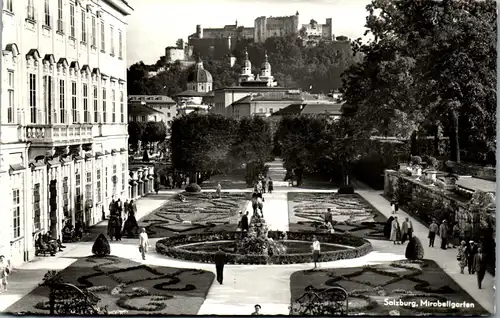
[156,231,372,265]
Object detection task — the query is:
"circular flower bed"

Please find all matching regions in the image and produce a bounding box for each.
[156,231,372,265]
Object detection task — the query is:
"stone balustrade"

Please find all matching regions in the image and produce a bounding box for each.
[24,124,93,144]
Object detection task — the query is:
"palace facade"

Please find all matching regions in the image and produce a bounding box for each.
[0,0,135,266]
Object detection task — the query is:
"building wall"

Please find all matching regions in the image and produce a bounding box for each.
[1,0,132,267]
[165,47,185,63]
[188,37,234,60]
[187,81,212,93]
[254,14,299,43]
[232,100,291,119]
[301,18,333,43]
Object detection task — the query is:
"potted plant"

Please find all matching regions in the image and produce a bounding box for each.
[410,156,422,177]
[424,156,439,181]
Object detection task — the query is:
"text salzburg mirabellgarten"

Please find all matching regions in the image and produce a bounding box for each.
[384,299,475,309]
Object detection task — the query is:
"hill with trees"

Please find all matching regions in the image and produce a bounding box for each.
[127,36,362,96]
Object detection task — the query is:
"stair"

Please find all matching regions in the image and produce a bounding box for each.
[266,159,290,187]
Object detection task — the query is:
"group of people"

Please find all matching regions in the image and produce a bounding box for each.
[107,197,139,240]
[257,175,274,194]
[35,231,66,256]
[428,219,474,250]
[457,240,488,288]
[386,216,414,245]
[322,208,336,234]
[62,220,85,243]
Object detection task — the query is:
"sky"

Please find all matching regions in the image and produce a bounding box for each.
[125,0,372,66]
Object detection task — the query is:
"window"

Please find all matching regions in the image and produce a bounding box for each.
[59,79,65,123]
[96,169,102,202]
[7,71,14,124]
[13,189,21,239]
[62,177,69,217]
[27,0,35,20]
[141,116,146,122]
[70,3,75,38]
[57,0,63,32]
[154,116,157,122]
[112,88,116,122]
[93,85,98,122]
[75,173,82,216]
[83,84,89,122]
[91,16,96,47]
[100,21,105,51]
[121,163,126,191]
[44,0,51,26]
[5,0,12,12]
[43,76,53,124]
[118,30,123,59]
[113,165,117,175]
[167,112,171,118]
[105,167,108,197]
[29,73,37,124]
[120,90,124,123]
[85,172,92,206]
[269,108,274,114]
[33,184,41,231]
[102,85,107,122]
[71,81,77,123]
[81,10,87,42]
[259,108,263,113]
[110,25,115,55]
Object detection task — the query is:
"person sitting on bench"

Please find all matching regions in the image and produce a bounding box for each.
[44,232,65,252]
[37,235,56,256]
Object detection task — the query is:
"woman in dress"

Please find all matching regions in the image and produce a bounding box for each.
[452,222,461,248]
[457,240,468,274]
[390,217,400,244]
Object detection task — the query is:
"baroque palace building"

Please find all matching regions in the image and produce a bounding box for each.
[0,0,137,266]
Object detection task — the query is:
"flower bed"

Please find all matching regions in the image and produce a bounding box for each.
[290,259,488,315]
[156,231,372,265]
[5,256,214,315]
[140,192,251,238]
[288,193,388,240]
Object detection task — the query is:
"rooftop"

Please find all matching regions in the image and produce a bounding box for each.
[271,102,344,116]
[176,90,209,97]
[128,103,163,116]
[129,95,176,104]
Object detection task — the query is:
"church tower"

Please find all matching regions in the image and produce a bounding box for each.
[239,49,255,83]
[259,51,276,87]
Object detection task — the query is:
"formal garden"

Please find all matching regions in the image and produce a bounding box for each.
[5,255,214,315]
[290,260,488,316]
[140,192,251,238]
[288,193,388,240]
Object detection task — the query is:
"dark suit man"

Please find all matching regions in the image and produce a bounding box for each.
[241,212,249,232]
[214,248,226,284]
[473,247,487,289]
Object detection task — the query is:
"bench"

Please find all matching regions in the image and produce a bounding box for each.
[35,244,54,256]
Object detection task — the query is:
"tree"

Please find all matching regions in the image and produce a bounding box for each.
[128,121,145,151]
[143,121,167,145]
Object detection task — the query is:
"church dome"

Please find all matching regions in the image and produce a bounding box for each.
[188,59,213,83]
[261,52,271,71]
[243,49,252,68]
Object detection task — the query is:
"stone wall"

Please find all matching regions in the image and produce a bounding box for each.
[446,161,496,181]
[384,170,493,236]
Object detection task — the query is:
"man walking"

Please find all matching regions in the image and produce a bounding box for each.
[216,183,222,198]
[138,228,149,260]
[473,247,487,289]
[428,219,438,247]
[468,241,478,274]
[214,247,226,284]
[241,211,249,232]
[439,220,448,250]
[311,236,321,269]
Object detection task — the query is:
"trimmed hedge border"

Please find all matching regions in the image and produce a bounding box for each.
[156,231,372,265]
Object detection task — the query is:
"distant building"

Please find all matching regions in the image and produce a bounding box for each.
[300,18,334,46]
[188,25,236,60]
[271,101,344,121]
[254,11,300,43]
[200,20,254,40]
[175,90,211,115]
[165,45,194,63]
[128,95,177,130]
[187,59,213,93]
[128,103,164,122]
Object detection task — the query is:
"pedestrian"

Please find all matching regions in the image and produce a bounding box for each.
[439,220,448,250]
[452,222,460,248]
[268,177,273,194]
[214,247,226,284]
[401,218,409,244]
[463,219,472,243]
[324,208,333,226]
[251,304,262,315]
[108,215,118,241]
[406,217,413,239]
[390,216,400,244]
[109,197,116,216]
[457,240,467,274]
[154,181,159,194]
[241,211,249,232]
[251,193,258,215]
[311,236,321,269]
[262,178,267,194]
[384,216,394,239]
[428,219,438,247]
[256,182,262,194]
[116,198,123,216]
[138,228,149,260]
[326,221,335,234]
[116,215,123,241]
[467,241,477,274]
[216,182,222,198]
[257,195,264,217]
[473,247,487,289]
[0,255,11,293]
[390,199,398,214]
[123,199,129,219]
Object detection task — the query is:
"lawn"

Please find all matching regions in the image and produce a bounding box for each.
[140,192,251,238]
[5,256,214,315]
[288,193,387,240]
[290,260,488,316]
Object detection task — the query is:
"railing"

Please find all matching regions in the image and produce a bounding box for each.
[25,124,94,144]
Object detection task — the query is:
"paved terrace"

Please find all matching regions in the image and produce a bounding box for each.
[0,161,495,315]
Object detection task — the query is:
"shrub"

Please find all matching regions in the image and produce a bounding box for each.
[92,233,111,256]
[185,183,201,192]
[338,186,354,194]
[411,156,422,166]
[405,236,424,260]
[427,156,439,170]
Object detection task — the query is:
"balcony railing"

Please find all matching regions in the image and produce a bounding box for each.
[24,124,93,144]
